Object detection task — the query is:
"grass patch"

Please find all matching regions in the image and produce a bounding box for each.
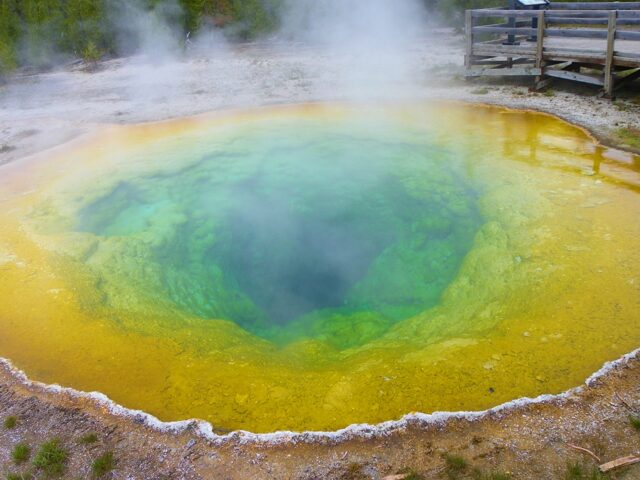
[471,87,489,95]
[630,414,640,431]
[396,467,424,480]
[91,451,115,477]
[615,127,640,150]
[11,442,31,465]
[32,438,68,477]
[79,432,99,445]
[6,473,33,480]
[341,463,367,480]
[473,472,512,480]
[564,462,607,480]
[443,453,468,479]
[3,415,18,429]
[542,89,555,97]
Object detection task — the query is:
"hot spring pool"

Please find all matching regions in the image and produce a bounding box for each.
[0,103,639,433]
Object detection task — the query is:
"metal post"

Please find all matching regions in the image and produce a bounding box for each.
[504,0,520,45]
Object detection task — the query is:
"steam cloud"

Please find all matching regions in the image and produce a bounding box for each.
[108,0,430,104]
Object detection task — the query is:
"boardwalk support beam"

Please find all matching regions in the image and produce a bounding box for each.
[603,10,617,96]
[464,3,639,96]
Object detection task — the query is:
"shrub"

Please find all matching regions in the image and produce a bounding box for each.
[11,442,31,464]
[3,416,18,429]
[91,451,115,477]
[32,438,68,477]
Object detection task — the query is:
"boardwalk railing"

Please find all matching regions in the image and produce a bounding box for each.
[465,2,640,96]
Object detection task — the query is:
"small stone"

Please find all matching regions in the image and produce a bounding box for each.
[491,354,501,361]
[523,331,531,337]
[535,375,545,382]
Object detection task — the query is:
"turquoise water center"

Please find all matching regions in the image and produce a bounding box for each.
[77,119,482,346]
[3,103,639,432]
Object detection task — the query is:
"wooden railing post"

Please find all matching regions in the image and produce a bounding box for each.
[604,10,617,97]
[465,10,473,70]
[535,10,545,69]
[534,10,546,86]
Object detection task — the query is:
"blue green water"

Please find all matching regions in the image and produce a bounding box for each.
[77,121,482,347]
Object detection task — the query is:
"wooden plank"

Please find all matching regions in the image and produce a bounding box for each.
[473,44,537,55]
[616,30,640,41]
[545,28,608,39]
[599,456,640,473]
[465,66,542,77]
[536,76,555,89]
[546,17,608,25]
[544,68,605,85]
[472,58,536,66]
[545,16,640,25]
[617,11,640,18]
[545,17,640,25]
[474,25,621,40]
[472,9,640,19]
[465,10,473,69]
[473,26,537,36]
[613,53,640,66]
[604,10,617,95]
[614,67,640,90]
[472,10,543,18]
[552,2,640,10]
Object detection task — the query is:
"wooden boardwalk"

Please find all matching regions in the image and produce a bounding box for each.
[464,1,640,96]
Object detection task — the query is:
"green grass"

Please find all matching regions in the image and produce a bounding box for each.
[472,470,512,480]
[471,87,489,95]
[443,453,468,479]
[78,432,99,445]
[32,438,68,477]
[11,442,31,465]
[630,414,640,431]
[91,451,115,477]
[341,463,367,480]
[396,468,424,480]
[542,89,555,97]
[615,127,640,150]
[3,415,18,429]
[564,462,607,480]
[6,473,33,480]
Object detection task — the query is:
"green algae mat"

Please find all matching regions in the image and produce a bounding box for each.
[0,103,639,433]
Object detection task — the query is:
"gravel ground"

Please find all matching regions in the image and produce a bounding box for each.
[0,31,638,166]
